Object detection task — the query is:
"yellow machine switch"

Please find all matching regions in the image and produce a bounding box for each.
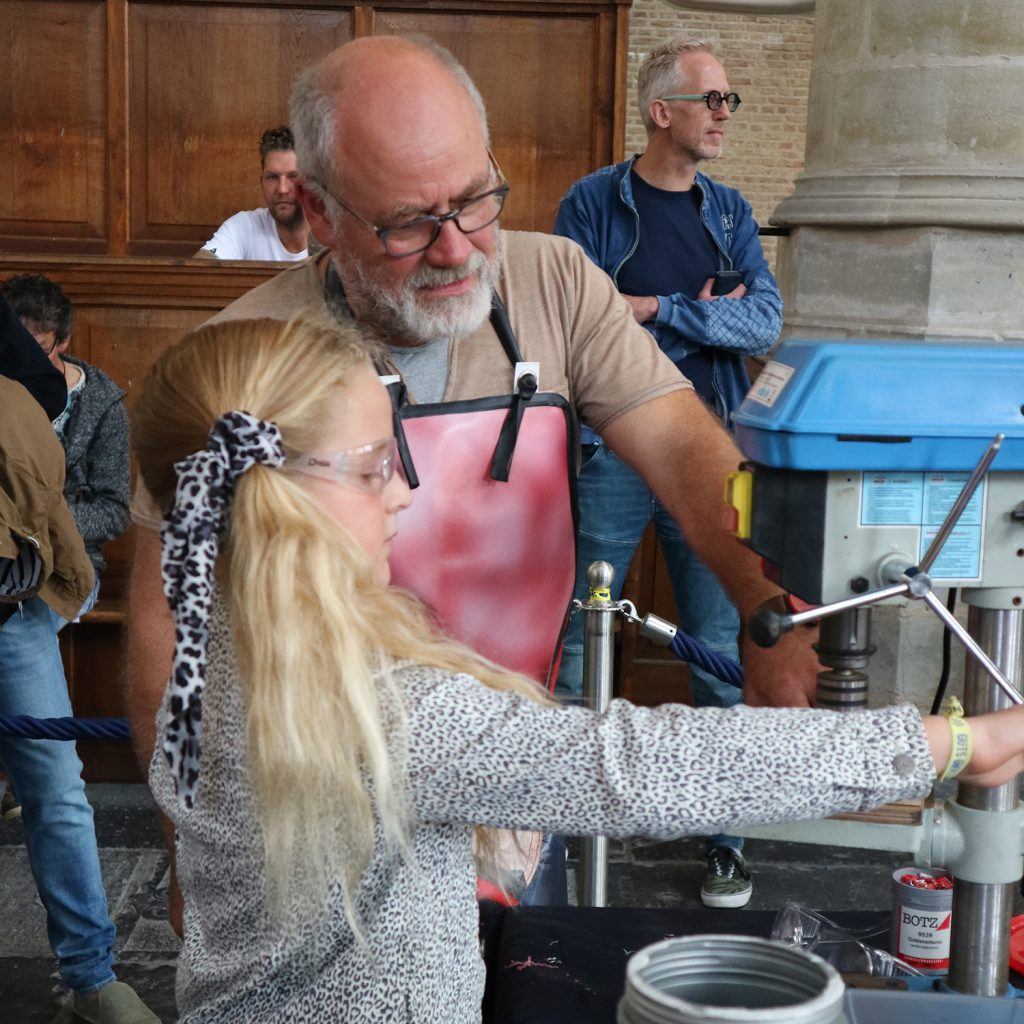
[724,469,754,540]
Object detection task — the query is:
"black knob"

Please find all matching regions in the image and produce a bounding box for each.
[749,601,796,648]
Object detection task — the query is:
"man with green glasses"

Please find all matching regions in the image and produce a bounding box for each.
[555,38,784,910]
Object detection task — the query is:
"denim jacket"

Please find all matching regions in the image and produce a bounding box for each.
[554,156,782,437]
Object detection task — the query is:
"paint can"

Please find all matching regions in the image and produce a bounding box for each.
[617,934,847,1024]
[890,867,954,974]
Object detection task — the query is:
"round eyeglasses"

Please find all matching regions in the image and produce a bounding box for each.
[318,150,509,258]
[660,91,742,113]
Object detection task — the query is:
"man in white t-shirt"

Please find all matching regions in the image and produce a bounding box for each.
[198,126,310,262]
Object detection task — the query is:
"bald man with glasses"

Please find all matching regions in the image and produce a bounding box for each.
[127,35,814,923]
[553,38,784,910]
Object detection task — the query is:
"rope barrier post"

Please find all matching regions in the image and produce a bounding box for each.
[579,560,616,908]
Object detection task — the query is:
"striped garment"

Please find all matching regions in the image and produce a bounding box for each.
[0,539,42,597]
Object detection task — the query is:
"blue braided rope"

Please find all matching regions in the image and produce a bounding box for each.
[670,632,744,689]
[0,715,131,741]
[0,636,741,740]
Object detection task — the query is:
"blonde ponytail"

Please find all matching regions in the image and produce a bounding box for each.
[133,316,550,932]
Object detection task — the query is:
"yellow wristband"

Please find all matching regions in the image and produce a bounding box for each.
[939,696,973,782]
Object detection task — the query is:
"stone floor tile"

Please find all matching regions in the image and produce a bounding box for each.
[0,958,68,1024]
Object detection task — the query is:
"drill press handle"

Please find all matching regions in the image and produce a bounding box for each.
[748,585,908,648]
[746,434,1023,704]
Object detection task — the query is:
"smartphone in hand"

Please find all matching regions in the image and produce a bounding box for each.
[711,270,745,296]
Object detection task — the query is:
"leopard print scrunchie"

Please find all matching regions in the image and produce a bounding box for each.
[161,411,285,808]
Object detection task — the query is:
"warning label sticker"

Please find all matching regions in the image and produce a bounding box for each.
[746,361,795,408]
[860,472,984,580]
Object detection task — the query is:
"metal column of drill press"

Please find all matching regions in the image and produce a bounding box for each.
[577,560,616,908]
[947,606,1024,998]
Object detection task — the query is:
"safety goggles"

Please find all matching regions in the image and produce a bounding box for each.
[285,436,404,494]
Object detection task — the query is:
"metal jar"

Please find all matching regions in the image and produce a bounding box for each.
[889,867,953,975]
[618,934,848,1024]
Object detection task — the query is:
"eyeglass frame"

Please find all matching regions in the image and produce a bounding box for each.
[315,149,510,258]
[284,436,405,495]
[659,91,742,113]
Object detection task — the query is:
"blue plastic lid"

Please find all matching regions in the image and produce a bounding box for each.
[733,338,1024,470]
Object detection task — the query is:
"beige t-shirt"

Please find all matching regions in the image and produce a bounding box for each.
[133,230,690,529]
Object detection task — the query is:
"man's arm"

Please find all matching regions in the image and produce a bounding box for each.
[553,188,603,267]
[193,247,218,259]
[601,390,820,707]
[71,401,131,546]
[646,194,781,356]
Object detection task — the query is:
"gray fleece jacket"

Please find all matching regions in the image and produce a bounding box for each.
[57,356,130,576]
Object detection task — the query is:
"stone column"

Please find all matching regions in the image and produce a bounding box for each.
[772,0,1024,703]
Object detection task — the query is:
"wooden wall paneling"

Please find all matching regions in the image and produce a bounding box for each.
[374,8,607,233]
[592,9,615,169]
[127,2,354,255]
[61,619,138,781]
[0,1,108,252]
[612,3,629,161]
[107,0,130,255]
[352,4,374,37]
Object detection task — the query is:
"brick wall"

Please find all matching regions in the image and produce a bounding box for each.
[624,2,814,266]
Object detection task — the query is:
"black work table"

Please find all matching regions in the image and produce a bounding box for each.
[483,906,891,1024]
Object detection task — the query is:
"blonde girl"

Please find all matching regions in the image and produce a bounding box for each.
[133,315,1024,1024]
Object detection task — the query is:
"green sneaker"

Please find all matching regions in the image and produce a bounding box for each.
[700,847,753,909]
[0,784,21,821]
[72,981,160,1024]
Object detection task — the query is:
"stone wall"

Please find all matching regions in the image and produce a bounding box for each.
[624,1,815,265]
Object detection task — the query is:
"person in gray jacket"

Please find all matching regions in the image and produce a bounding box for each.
[0,276,152,1023]
[1,274,130,582]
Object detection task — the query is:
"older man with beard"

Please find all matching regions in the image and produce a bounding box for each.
[126,35,821,920]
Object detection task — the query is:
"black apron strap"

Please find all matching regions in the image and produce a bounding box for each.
[489,292,523,364]
[323,261,423,489]
[488,293,536,482]
[383,377,420,490]
[490,371,537,482]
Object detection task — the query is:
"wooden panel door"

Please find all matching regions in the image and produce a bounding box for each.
[127,2,354,254]
[0,1,108,251]
[374,9,617,233]
[0,0,629,256]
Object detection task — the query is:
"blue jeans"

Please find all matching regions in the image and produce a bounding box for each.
[520,834,568,907]
[557,444,743,854]
[0,585,115,993]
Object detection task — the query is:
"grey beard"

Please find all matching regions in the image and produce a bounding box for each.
[333,238,502,347]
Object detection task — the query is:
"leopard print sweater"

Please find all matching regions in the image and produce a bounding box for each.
[150,596,934,1023]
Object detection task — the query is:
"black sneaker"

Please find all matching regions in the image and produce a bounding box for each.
[700,847,752,908]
